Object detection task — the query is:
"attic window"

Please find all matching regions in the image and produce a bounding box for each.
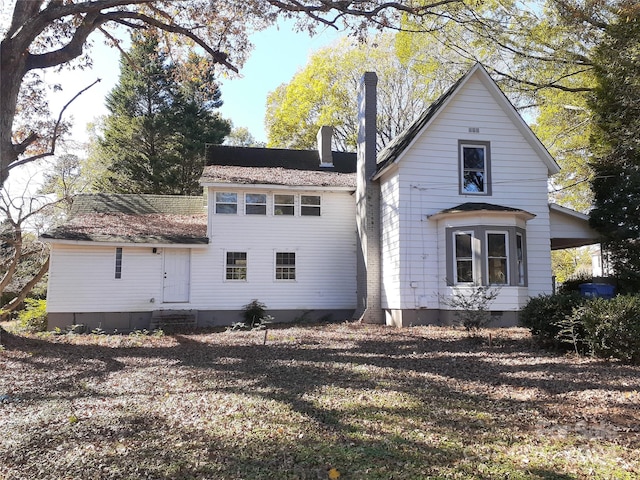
[459,141,491,195]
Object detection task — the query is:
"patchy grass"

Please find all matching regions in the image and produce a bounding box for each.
[1,324,638,480]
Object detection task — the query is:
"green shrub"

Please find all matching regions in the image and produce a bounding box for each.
[242,299,267,328]
[520,293,586,345]
[557,272,594,294]
[17,298,48,333]
[580,295,640,364]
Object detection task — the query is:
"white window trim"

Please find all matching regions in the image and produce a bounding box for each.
[273,194,295,216]
[459,141,491,196]
[214,191,238,214]
[115,247,123,279]
[453,231,475,285]
[485,230,509,285]
[225,251,247,281]
[274,251,296,281]
[245,193,267,215]
[516,232,525,286]
[300,194,322,217]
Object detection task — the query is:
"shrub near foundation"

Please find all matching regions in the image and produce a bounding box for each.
[519,293,586,345]
[580,295,640,364]
[16,298,47,333]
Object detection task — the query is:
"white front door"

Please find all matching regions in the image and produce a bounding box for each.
[163,249,190,303]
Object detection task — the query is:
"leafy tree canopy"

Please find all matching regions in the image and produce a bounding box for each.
[92,30,230,195]
[266,34,471,151]
[1,0,473,189]
[588,12,640,291]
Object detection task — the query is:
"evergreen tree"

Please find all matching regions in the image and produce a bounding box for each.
[589,14,640,291]
[98,31,230,195]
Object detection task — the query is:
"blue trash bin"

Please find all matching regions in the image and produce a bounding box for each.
[579,283,615,299]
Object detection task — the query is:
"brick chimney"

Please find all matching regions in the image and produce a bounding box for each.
[354,72,384,324]
[317,125,333,167]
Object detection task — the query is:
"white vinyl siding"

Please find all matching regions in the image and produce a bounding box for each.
[204,187,356,310]
[377,70,553,312]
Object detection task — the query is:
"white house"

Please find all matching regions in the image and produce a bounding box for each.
[43,64,599,330]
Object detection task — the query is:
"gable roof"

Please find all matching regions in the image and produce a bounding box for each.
[42,194,207,245]
[374,63,560,179]
[201,145,356,189]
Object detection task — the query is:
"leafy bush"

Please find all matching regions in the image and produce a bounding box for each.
[579,295,640,364]
[519,293,586,345]
[557,272,595,294]
[242,299,267,328]
[17,298,48,333]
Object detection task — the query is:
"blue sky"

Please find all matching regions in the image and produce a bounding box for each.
[45,19,344,146]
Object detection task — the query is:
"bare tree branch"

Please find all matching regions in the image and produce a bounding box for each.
[5,78,102,174]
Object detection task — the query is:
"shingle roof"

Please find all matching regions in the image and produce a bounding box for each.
[201,145,356,188]
[42,194,208,244]
[428,202,535,220]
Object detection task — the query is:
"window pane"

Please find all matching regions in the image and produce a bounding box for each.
[274,195,294,204]
[246,193,266,204]
[216,192,237,203]
[274,206,294,215]
[454,233,473,283]
[301,206,321,216]
[462,145,486,193]
[246,204,267,215]
[517,234,525,285]
[301,195,320,206]
[456,260,473,283]
[455,233,472,258]
[488,258,508,284]
[216,204,237,214]
[487,233,507,257]
[463,147,485,169]
[463,171,484,192]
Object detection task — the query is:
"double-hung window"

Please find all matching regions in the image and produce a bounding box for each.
[245,193,267,215]
[459,141,490,195]
[301,195,321,216]
[487,232,508,285]
[274,195,294,216]
[516,233,525,286]
[215,192,237,214]
[275,252,296,280]
[226,252,247,280]
[447,226,527,286]
[454,232,474,283]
